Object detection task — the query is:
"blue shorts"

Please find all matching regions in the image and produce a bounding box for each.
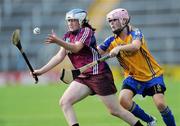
[122,75,166,97]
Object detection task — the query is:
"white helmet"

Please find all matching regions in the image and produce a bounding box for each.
[65,9,87,25]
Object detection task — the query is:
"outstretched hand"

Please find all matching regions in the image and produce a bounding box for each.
[45,30,60,44]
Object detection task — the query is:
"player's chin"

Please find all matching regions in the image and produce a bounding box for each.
[69,28,74,31]
[69,27,79,31]
[112,27,118,32]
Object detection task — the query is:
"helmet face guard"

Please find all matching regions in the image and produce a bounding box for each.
[66,9,87,26]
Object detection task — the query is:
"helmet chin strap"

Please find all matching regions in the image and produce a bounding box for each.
[113,17,131,35]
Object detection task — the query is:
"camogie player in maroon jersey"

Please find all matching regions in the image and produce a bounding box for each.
[32,9,143,126]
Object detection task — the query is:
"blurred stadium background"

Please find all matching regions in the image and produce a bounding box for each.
[0,0,180,84]
[0,0,180,126]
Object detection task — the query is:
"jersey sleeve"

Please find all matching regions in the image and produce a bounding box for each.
[98,36,114,52]
[131,28,143,41]
[76,27,92,46]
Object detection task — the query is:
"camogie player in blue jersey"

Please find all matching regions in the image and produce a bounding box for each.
[98,8,176,126]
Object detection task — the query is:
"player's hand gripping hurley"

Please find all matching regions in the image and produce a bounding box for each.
[11,29,38,84]
[60,55,111,84]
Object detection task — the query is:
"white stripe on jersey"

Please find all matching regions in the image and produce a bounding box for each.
[91,48,99,74]
[79,28,90,43]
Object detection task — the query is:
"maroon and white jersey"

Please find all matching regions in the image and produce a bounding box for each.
[63,27,109,75]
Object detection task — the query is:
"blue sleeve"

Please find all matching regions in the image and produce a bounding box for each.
[131,29,143,41]
[99,36,114,51]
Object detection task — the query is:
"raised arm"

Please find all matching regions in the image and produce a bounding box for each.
[97,46,108,55]
[45,30,84,53]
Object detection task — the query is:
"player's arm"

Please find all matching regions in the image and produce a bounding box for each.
[33,47,66,75]
[118,39,141,52]
[45,30,84,53]
[97,36,114,55]
[50,38,83,53]
[109,40,141,57]
[97,46,108,55]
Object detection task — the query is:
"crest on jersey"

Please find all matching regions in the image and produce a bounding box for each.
[65,38,70,43]
[133,29,143,40]
[65,38,72,54]
[137,84,141,90]
[157,84,162,92]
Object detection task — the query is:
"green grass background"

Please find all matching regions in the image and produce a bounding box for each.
[0,78,179,126]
